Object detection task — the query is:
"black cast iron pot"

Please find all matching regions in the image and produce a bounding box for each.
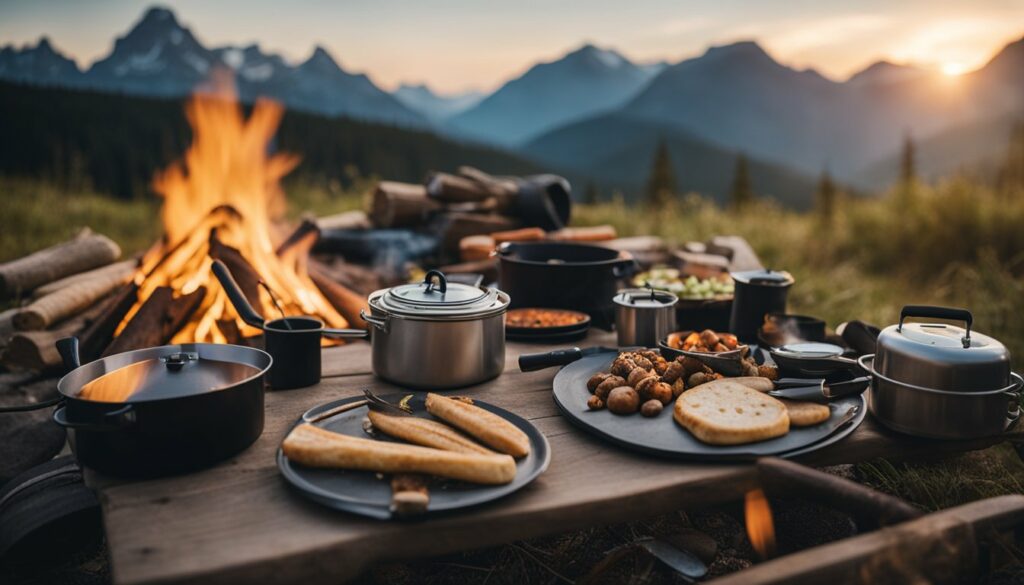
[497,242,638,329]
[52,337,271,478]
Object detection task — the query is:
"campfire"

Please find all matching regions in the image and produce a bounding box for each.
[117,73,349,346]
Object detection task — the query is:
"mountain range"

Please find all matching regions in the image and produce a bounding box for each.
[1,5,1022,204]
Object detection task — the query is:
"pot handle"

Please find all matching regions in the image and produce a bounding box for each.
[422,270,448,294]
[856,354,875,374]
[899,305,972,347]
[211,260,266,330]
[53,404,135,431]
[1005,373,1022,430]
[612,257,640,280]
[322,328,370,340]
[359,309,389,333]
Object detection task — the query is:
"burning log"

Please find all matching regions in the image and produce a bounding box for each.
[0,229,121,298]
[77,282,140,362]
[103,286,206,356]
[208,230,262,313]
[31,260,136,299]
[13,261,136,331]
[370,181,440,228]
[756,458,922,530]
[309,264,369,330]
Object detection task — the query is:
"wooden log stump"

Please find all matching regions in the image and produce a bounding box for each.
[4,300,108,371]
[0,229,121,298]
[309,263,369,331]
[13,260,136,331]
[370,182,439,228]
[31,260,136,299]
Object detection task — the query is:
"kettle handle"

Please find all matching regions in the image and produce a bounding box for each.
[899,305,972,345]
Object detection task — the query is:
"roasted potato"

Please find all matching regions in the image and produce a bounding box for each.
[607,386,640,415]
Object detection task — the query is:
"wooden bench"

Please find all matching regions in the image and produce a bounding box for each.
[87,331,1021,584]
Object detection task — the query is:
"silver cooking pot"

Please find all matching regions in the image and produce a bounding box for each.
[358,270,510,389]
[859,305,1022,439]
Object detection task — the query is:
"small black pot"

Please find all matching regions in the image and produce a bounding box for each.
[53,338,271,478]
[729,269,794,343]
[497,242,638,329]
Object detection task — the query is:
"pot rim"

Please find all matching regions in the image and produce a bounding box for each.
[368,289,510,321]
[498,241,630,267]
[859,354,1022,396]
[58,343,272,404]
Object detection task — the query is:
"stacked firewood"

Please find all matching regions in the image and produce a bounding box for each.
[0,229,133,371]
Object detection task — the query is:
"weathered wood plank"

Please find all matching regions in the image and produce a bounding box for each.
[91,331,1024,585]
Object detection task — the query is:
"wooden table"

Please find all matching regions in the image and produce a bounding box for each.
[89,331,1020,585]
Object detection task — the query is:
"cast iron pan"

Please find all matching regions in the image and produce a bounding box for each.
[552,352,866,461]
[278,394,551,520]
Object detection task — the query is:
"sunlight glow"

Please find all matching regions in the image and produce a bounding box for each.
[942,62,969,76]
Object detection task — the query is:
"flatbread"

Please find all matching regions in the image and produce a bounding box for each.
[673,380,790,445]
[777,399,831,427]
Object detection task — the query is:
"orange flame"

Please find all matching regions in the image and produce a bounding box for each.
[116,71,347,344]
[745,488,777,560]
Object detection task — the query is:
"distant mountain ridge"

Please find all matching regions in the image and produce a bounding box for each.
[445,43,661,146]
[0,7,427,127]
[393,83,483,123]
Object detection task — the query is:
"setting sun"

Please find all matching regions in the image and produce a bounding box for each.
[942,61,969,76]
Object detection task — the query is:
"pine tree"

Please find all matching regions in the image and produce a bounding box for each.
[645,139,676,206]
[997,121,1024,193]
[730,153,753,211]
[815,168,837,224]
[900,132,916,186]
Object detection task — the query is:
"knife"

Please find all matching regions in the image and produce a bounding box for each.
[519,346,637,372]
[767,376,870,403]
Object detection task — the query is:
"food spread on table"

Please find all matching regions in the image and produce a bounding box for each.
[506,308,588,329]
[666,328,742,353]
[282,392,531,486]
[633,267,734,300]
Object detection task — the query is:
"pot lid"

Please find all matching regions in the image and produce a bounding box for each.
[613,287,678,308]
[731,269,794,287]
[874,305,1011,392]
[76,351,264,403]
[374,270,509,319]
[776,342,844,357]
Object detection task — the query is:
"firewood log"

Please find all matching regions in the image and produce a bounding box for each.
[426,172,494,203]
[0,229,121,298]
[370,181,440,228]
[316,210,371,232]
[0,308,16,349]
[549,225,617,242]
[3,300,107,371]
[457,166,518,200]
[77,282,139,362]
[435,212,520,254]
[103,286,206,356]
[13,261,136,331]
[275,219,320,258]
[309,263,369,331]
[208,230,262,313]
[32,260,136,299]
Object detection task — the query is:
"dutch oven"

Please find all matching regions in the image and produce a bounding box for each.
[362,270,511,389]
[858,305,1022,439]
[497,241,638,329]
[52,337,271,477]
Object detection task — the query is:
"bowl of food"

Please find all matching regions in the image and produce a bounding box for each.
[505,308,591,342]
[659,328,750,377]
[633,267,733,331]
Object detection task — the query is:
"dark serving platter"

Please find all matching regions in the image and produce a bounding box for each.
[552,352,866,461]
[278,394,551,520]
[505,309,591,343]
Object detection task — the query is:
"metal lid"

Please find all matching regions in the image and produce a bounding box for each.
[731,269,794,287]
[372,270,509,320]
[874,305,1011,392]
[613,287,678,309]
[65,344,272,403]
[776,342,844,357]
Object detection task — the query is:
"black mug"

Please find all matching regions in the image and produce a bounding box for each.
[729,269,794,343]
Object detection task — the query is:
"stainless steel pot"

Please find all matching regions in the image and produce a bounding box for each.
[614,288,677,347]
[860,305,1022,439]
[360,270,510,389]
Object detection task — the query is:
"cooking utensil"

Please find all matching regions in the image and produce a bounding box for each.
[518,346,631,372]
[277,393,551,520]
[658,334,750,377]
[212,260,367,390]
[769,342,864,377]
[836,320,881,356]
[497,241,638,329]
[729,269,794,343]
[51,336,271,477]
[763,376,871,403]
[550,352,866,460]
[614,287,678,347]
[363,269,510,388]
[860,305,1022,439]
[638,538,708,581]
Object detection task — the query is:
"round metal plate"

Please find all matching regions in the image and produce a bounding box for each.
[277,394,551,520]
[552,352,866,461]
